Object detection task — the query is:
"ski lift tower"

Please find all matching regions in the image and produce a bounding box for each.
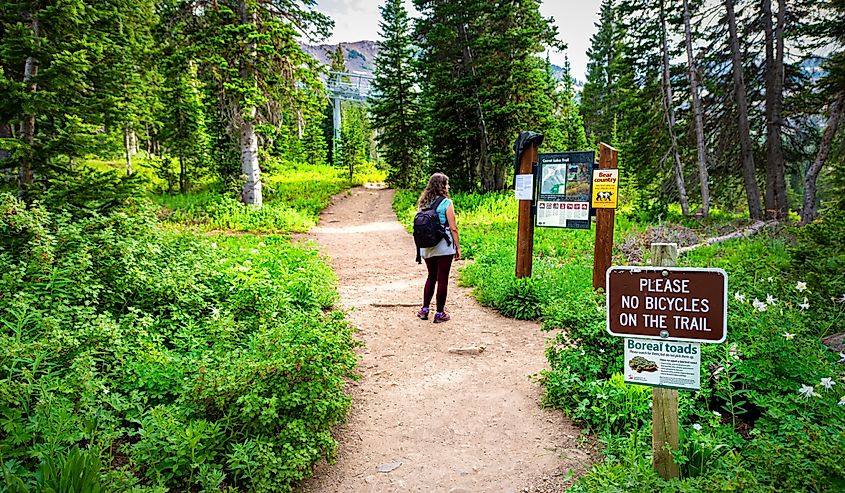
[326,71,374,168]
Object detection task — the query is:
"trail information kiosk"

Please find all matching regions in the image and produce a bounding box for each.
[536,151,594,229]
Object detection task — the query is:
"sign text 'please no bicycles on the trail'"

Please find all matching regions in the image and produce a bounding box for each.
[606,267,727,344]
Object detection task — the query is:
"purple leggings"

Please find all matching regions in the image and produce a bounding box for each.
[423,254,453,312]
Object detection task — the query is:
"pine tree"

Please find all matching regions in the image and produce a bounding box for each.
[414,0,562,191]
[0,0,157,197]
[560,58,588,151]
[581,0,626,147]
[371,0,424,188]
[184,0,332,206]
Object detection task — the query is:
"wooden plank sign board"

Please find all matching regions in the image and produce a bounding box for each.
[606,266,727,343]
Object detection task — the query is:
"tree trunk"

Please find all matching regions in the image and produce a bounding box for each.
[801,92,844,224]
[124,125,133,175]
[683,0,710,218]
[660,0,690,215]
[458,21,492,191]
[19,14,39,190]
[179,153,188,193]
[762,0,787,219]
[238,1,262,206]
[239,113,261,205]
[725,0,763,219]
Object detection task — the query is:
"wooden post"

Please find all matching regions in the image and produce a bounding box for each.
[592,143,618,290]
[650,242,680,480]
[515,140,539,278]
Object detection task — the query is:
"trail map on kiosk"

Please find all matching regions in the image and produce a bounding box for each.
[536,151,594,229]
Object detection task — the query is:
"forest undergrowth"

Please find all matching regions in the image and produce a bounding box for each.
[395,190,845,492]
[0,162,385,492]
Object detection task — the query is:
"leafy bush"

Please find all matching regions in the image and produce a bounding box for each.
[0,193,357,492]
[155,162,386,233]
[400,190,845,491]
[791,210,845,307]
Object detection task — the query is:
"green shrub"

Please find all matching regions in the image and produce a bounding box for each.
[0,193,357,492]
[404,189,845,492]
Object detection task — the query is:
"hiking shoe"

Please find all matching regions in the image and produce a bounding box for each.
[433,312,450,323]
[417,307,430,320]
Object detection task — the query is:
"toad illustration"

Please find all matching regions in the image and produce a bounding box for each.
[629,356,658,373]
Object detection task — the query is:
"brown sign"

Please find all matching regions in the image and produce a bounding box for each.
[606,267,727,343]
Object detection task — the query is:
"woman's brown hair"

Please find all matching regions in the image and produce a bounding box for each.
[417,173,450,209]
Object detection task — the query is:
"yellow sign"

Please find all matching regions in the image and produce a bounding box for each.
[591,169,619,209]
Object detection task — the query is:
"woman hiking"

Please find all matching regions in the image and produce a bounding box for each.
[416,173,461,323]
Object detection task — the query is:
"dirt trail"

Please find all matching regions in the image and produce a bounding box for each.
[299,186,590,493]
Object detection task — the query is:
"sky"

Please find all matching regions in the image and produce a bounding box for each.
[315,0,603,82]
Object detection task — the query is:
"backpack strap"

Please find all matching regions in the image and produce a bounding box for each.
[431,196,452,245]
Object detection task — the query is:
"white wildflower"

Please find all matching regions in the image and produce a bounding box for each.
[796,281,807,292]
[729,343,740,360]
[783,332,795,340]
[820,378,835,391]
[712,411,722,418]
[692,423,702,431]
[734,292,746,303]
[766,294,778,305]
[799,298,810,310]
[840,395,845,406]
[211,307,220,320]
[798,384,817,399]
[767,276,774,282]
[833,294,845,304]
[839,352,845,363]
[752,298,768,312]
[103,387,110,395]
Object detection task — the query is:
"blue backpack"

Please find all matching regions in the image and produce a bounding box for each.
[413,196,451,263]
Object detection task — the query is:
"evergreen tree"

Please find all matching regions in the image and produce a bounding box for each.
[581,0,626,147]
[371,0,424,188]
[183,0,332,206]
[0,0,157,196]
[558,57,588,151]
[414,0,562,191]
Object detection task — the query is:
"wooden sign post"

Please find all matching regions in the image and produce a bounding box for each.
[605,243,728,480]
[592,143,618,290]
[650,242,680,480]
[516,140,539,278]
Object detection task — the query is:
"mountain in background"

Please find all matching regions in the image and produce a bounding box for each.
[300,40,380,75]
[300,40,582,88]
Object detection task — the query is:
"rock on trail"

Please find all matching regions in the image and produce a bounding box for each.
[299,187,590,492]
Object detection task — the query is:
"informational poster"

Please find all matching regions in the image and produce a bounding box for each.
[591,169,619,209]
[514,174,534,200]
[536,151,594,229]
[624,337,701,391]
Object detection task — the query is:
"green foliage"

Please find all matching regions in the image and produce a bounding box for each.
[3,446,105,493]
[407,190,845,491]
[413,0,563,191]
[371,0,425,188]
[0,193,357,491]
[497,277,544,320]
[791,211,845,306]
[155,162,384,233]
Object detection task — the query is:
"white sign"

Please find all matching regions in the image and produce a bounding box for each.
[624,337,700,391]
[514,174,534,200]
[536,200,590,228]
